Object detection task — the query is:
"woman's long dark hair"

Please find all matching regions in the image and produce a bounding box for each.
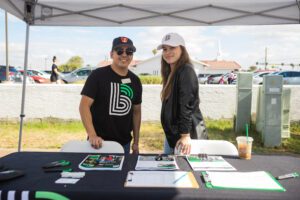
[161,46,191,100]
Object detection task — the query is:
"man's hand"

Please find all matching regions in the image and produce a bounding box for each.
[88,135,103,149]
[175,134,191,155]
[132,142,139,154]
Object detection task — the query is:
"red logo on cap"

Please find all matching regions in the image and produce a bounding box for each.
[120,37,128,43]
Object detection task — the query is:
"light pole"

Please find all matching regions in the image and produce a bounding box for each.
[264,47,268,70]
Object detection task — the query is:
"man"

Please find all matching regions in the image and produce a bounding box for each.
[228,71,234,84]
[79,36,142,154]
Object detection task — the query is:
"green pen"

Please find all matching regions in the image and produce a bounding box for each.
[63,168,73,172]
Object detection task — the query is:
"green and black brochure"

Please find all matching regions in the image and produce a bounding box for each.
[79,155,124,171]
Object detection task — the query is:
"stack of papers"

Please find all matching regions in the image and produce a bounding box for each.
[203,171,286,192]
[79,155,124,171]
[135,155,179,170]
[125,171,199,188]
[186,155,236,171]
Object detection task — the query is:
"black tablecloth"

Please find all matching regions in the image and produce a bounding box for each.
[0,152,300,200]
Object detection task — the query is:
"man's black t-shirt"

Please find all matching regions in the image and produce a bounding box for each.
[81,65,142,145]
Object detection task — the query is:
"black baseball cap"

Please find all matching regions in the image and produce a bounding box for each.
[112,36,136,52]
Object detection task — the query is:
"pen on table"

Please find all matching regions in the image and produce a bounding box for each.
[276,172,299,180]
[173,172,188,184]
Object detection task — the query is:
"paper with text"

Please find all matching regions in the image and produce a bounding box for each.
[135,155,179,170]
[125,171,199,188]
[187,155,236,171]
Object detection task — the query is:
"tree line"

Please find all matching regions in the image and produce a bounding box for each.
[58,56,84,72]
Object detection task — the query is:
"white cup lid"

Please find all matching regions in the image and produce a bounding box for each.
[236,136,253,142]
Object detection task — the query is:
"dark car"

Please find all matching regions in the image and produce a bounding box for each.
[0,65,18,83]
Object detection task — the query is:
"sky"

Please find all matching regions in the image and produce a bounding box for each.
[1,8,300,71]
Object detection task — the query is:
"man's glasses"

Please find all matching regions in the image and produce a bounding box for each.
[115,48,134,56]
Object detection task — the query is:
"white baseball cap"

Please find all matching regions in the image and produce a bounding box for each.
[157,33,185,50]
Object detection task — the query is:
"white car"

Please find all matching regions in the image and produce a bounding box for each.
[62,67,97,83]
[198,74,210,84]
[252,71,273,84]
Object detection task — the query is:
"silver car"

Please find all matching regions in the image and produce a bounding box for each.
[198,74,210,84]
[62,67,97,83]
[270,71,300,85]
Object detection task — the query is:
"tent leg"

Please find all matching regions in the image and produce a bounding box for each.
[18,24,30,152]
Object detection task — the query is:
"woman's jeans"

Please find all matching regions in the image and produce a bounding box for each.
[123,142,131,154]
[164,138,174,154]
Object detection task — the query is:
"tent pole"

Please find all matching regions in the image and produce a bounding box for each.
[18,23,30,152]
[5,11,9,81]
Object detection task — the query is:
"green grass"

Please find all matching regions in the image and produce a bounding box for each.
[0,118,86,149]
[139,75,162,84]
[207,119,300,155]
[0,118,299,154]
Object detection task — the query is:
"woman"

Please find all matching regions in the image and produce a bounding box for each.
[158,33,207,155]
[50,56,62,84]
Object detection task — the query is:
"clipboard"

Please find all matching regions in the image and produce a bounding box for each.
[124,171,199,188]
[201,171,286,192]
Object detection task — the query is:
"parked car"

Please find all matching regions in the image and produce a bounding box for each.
[19,70,49,84]
[270,71,300,85]
[42,70,52,75]
[0,65,18,83]
[62,67,97,83]
[27,69,51,79]
[252,71,273,84]
[207,74,224,84]
[13,71,35,84]
[198,74,210,84]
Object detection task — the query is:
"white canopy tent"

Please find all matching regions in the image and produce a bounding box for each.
[1,0,300,26]
[0,0,299,151]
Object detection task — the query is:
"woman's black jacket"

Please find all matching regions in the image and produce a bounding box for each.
[161,64,207,148]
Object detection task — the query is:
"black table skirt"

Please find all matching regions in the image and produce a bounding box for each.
[0,152,300,200]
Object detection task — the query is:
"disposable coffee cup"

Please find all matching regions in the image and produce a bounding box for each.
[236,136,253,160]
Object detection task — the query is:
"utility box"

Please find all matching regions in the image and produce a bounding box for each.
[261,75,283,147]
[235,72,253,133]
[282,88,291,138]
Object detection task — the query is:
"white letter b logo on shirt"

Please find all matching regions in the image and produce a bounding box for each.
[109,83,132,116]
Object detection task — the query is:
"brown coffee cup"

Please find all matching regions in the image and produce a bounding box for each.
[236,136,253,160]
